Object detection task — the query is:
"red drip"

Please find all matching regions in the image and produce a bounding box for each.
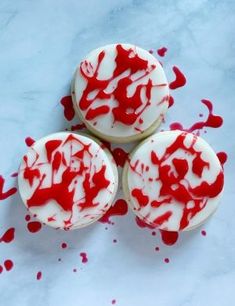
[27,221,42,233]
[80,252,88,264]
[4,259,13,271]
[170,99,223,133]
[112,148,128,168]
[0,228,15,243]
[168,96,174,108]
[79,44,159,125]
[25,137,35,147]
[0,175,17,200]
[135,216,155,229]
[36,271,42,280]
[164,258,170,263]
[60,96,75,121]
[160,230,179,246]
[131,132,224,230]
[99,199,128,224]
[217,152,228,167]
[157,47,168,57]
[169,66,186,90]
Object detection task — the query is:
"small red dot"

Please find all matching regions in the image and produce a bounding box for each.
[151,231,156,236]
[113,239,117,243]
[61,242,67,249]
[36,271,42,280]
[73,268,77,273]
[201,230,207,236]
[164,258,170,263]
[111,299,116,305]
[25,214,31,222]
[155,247,160,251]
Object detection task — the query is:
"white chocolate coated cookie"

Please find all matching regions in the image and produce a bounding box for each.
[18,132,118,230]
[72,43,169,143]
[123,130,224,231]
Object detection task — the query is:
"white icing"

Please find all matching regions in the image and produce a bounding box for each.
[18,132,118,230]
[73,43,169,140]
[124,130,224,231]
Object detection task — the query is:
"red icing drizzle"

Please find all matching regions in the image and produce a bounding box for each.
[36,271,42,280]
[160,230,179,246]
[60,96,75,121]
[170,100,223,133]
[22,134,111,229]
[25,137,35,147]
[130,132,224,230]
[169,66,186,90]
[112,148,128,168]
[27,221,42,233]
[0,228,15,243]
[0,175,17,200]
[99,199,128,224]
[4,259,13,271]
[157,47,167,57]
[217,152,228,167]
[79,44,165,126]
[80,252,88,263]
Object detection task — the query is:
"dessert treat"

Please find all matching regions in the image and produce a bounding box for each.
[72,43,169,143]
[123,130,224,231]
[18,132,118,230]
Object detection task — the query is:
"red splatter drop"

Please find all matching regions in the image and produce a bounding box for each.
[151,231,156,236]
[169,66,186,90]
[11,172,18,178]
[4,259,14,271]
[170,100,223,133]
[99,199,128,224]
[112,147,128,167]
[201,230,207,236]
[70,123,86,131]
[61,242,67,249]
[157,47,167,57]
[25,214,31,222]
[155,246,160,251]
[36,271,42,280]
[0,175,17,200]
[60,96,75,121]
[73,268,77,273]
[80,252,88,264]
[160,230,179,246]
[168,95,174,108]
[25,137,35,147]
[112,300,116,305]
[0,265,3,274]
[27,221,42,233]
[217,152,228,167]
[0,228,15,243]
[164,258,170,263]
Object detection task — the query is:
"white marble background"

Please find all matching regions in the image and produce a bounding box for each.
[0,0,235,305]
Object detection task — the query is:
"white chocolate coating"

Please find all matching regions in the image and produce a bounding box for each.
[123,130,224,231]
[18,132,118,230]
[73,43,169,142]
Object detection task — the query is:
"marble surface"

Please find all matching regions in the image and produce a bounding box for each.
[0,0,235,305]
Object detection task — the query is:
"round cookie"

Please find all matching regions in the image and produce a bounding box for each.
[123,130,224,231]
[72,43,169,143]
[18,132,118,230]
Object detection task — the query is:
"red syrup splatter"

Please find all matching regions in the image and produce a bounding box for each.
[160,230,179,246]
[79,44,166,125]
[168,96,174,108]
[25,137,35,147]
[99,199,128,224]
[0,175,17,200]
[25,214,31,221]
[36,271,42,280]
[70,123,86,131]
[22,134,111,229]
[112,148,128,167]
[164,258,170,263]
[4,259,14,271]
[61,242,67,249]
[60,96,75,121]
[80,252,88,264]
[217,152,228,167]
[0,228,15,243]
[131,132,224,230]
[157,47,168,57]
[169,66,186,90]
[27,221,42,233]
[0,265,3,273]
[170,100,223,134]
[111,300,116,305]
[201,230,207,236]
[155,246,160,251]
[11,172,18,178]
